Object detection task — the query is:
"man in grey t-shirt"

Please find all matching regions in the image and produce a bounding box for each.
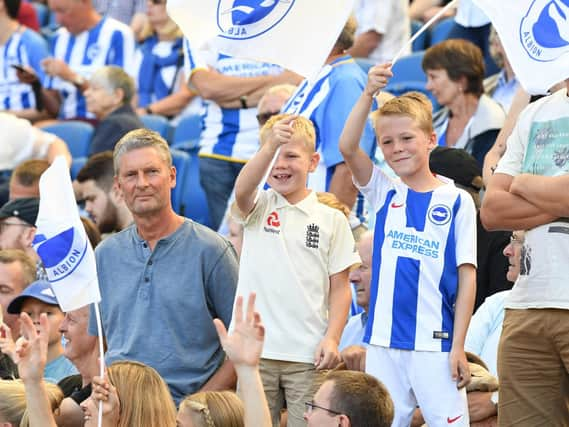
[89,128,238,404]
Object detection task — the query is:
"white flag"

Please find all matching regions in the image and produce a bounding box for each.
[472,0,569,94]
[33,157,101,312]
[167,0,355,80]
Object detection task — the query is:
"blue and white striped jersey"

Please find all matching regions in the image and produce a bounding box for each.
[359,167,477,352]
[45,18,135,119]
[134,36,184,107]
[282,55,376,193]
[0,28,48,111]
[183,38,283,162]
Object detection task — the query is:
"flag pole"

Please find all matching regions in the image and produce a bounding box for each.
[94,302,105,427]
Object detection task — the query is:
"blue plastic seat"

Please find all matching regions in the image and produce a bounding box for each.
[140,114,170,140]
[411,20,429,52]
[390,51,427,84]
[178,147,210,227]
[170,114,202,148]
[70,157,87,180]
[31,2,50,28]
[43,121,94,158]
[429,17,455,46]
[170,148,189,214]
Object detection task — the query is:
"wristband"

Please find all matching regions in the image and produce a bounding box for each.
[240,95,248,109]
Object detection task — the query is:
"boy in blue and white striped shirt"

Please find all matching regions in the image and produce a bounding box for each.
[339,63,477,427]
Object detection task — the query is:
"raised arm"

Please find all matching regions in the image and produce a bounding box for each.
[213,294,271,427]
[339,63,392,186]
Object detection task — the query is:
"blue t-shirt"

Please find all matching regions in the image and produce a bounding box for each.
[44,355,77,384]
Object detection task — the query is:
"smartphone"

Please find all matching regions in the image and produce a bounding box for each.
[11,64,34,76]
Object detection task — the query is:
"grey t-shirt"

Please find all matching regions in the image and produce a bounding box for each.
[89,219,238,403]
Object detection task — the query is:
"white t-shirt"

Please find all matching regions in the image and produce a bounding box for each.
[495,88,569,309]
[232,190,361,363]
[353,0,410,63]
[0,113,54,170]
[454,0,490,27]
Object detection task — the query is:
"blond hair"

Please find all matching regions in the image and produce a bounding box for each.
[317,192,350,218]
[179,391,244,427]
[372,91,433,136]
[259,114,316,152]
[107,361,177,427]
[0,380,63,427]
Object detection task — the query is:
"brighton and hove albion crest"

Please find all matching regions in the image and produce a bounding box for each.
[427,204,452,226]
[520,0,569,61]
[217,0,295,40]
[33,227,88,282]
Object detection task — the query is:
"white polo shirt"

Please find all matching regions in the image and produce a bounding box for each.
[233,190,361,363]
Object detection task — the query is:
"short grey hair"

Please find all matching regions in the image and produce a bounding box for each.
[113,129,172,175]
[90,66,136,105]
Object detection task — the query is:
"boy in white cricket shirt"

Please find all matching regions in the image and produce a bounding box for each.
[339,64,477,427]
[232,114,360,427]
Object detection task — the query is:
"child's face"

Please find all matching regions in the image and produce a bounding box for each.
[267,135,319,204]
[375,115,436,181]
[20,298,65,346]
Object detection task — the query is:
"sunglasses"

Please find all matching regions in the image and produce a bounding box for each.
[256,111,280,126]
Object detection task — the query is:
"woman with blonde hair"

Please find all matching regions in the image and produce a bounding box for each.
[177,391,244,427]
[0,379,62,427]
[82,360,177,427]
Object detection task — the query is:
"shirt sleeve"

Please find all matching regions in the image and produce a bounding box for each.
[454,190,478,268]
[205,241,239,328]
[183,38,209,81]
[22,30,48,82]
[465,295,494,355]
[354,164,394,213]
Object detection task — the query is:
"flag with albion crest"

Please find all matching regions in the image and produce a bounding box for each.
[472,0,569,94]
[166,0,355,80]
[33,156,101,312]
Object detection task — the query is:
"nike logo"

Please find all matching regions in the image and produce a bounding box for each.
[447,415,463,424]
[391,202,405,208]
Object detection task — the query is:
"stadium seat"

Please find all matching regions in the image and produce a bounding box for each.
[390,51,427,84]
[411,20,429,52]
[70,157,87,180]
[31,2,49,28]
[429,17,455,46]
[141,114,170,140]
[170,114,202,148]
[43,121,94,158]
[170,148,189,214]
[178,147,210,227]
[355,57,375,75]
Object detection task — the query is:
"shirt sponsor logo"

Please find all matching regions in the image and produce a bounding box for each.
[427,204,451,226]
[264,211,281,234]
[217,0,295,40]
[520,0,569,62]
[387,230,440,258]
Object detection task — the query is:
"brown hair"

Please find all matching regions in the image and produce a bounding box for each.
[9,159,49,189]
[179,391,244,427]
[259,113,316,152]
[80,217,102,248]
[372,91,433,136]
[422,39,485,96]
[107,361,177,427]
[325,371,394,427]
[76,151,115,192]
[0,249,37,285]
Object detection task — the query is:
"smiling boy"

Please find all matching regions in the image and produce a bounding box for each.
[339,64,477,426]
[232,114,361,427]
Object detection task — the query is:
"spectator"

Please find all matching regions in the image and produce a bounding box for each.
[481,81,569,425]
[6,280,78,383]
[89,129,239,404]
[8,159,49,200]
[92,0,145,27]
[409,0,455,23]
[340,63,477,425]
[233,114,360,426]
[177,391,244,427]
[423,39,505,167]
[75,151,133,234]
[0,197,45,279]
[0,0,49,120]
[183,37,301,230]
[0,379,63,426]
[282,17,375,229]
[85,66,143,155]
[483,27,520,113]
[80,216,102,248]
[350,0,410,64]
[0,249,35,379]
[38,0,135,121]
[133,0,195,120]
[256,84,297,127]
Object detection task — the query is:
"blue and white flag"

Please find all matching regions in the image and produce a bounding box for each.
[33,157,101,312]
[167,0,355,80]
[473,0,569,94]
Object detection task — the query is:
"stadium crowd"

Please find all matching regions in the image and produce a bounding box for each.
[0,0,567,426]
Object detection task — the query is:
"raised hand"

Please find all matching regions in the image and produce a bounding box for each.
[15,312,49,383]
[365,63,393,97]
[0,323,17,362]
[81,373,121,427]
[213,293,265,369]
[265,115,297,149]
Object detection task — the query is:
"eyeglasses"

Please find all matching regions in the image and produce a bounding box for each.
[305,401,343,416]
[150,0,165,4]
[256,111,280,126]
[0,221,33,233]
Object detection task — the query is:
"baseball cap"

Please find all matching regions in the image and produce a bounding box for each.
[0,197,39,226]
[429,147,482,190]
[7,280,59,314]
